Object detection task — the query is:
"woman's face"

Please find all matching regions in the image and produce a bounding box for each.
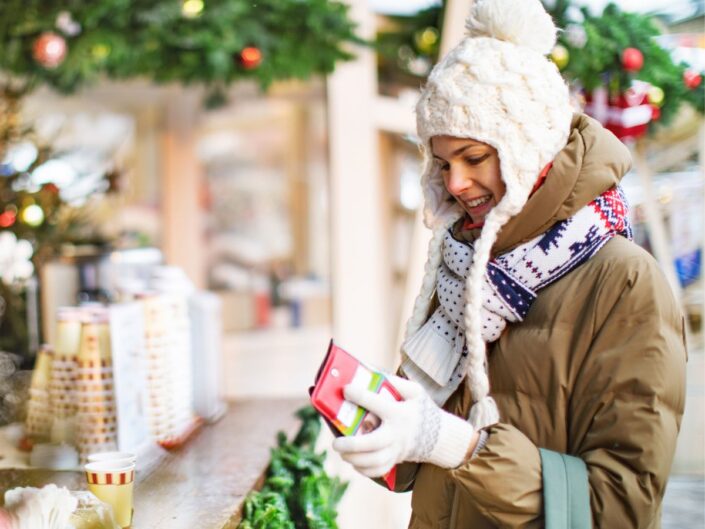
[431,135,505,224]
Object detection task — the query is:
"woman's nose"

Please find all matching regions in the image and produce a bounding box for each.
[446,168,472,196]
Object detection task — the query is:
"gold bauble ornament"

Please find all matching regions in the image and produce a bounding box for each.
[647,86,665,107]
[414,27,439,55]
[91,43,111,61]
[550,45,570,70]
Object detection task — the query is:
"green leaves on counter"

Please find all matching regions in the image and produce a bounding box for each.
[239,406,348,529]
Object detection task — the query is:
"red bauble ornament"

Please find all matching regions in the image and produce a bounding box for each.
[621,47,644,73]
[240,47,262,70]
[42,182,60,194]
[32,31,67,69]
[0,211,16,228]
[683,70,703,90]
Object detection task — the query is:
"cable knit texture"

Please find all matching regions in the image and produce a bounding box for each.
[412,396,442,461]
[404,0,574,430]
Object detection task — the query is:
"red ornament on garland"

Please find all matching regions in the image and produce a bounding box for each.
[240,47,262,70]
[32,32,67,69]
[621,47,644,73]
[683,70,702,90]
[42,182,60,195]
[0,211,16,228]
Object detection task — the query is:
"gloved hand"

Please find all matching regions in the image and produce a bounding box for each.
[332,375,477,478]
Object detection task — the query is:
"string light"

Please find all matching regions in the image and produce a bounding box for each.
[21,204,45,227]
[182,0,204,18]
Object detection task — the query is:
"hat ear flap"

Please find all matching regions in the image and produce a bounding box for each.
[461,188,525,429]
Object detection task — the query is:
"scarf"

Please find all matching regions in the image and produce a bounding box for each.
[401,186,632,406]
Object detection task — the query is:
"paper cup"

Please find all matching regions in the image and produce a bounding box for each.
[75,391,115,403]
[76,413,117,424]
[75,380,114,390]
[75,372,113,383]
[87,451,137,467]
[75,368,112,375]
[85,460,135,528]
[50,416,77,444]
[76,405,116,415]
[76,434,116,445]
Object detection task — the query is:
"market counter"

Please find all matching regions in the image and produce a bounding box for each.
[0,398,308,529]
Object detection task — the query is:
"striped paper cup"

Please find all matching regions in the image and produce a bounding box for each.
[85,460,135,528]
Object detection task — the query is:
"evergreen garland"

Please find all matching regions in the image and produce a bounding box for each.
[376,5,443,89]
[558,3,704,125]
[375,1,703,129]
[0,0,360,104]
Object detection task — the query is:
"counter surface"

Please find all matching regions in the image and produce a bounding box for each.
[0,398,307,529]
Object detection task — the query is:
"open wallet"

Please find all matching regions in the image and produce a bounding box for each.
[309,340,402,490]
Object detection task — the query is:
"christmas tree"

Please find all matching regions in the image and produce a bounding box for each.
[0,85,112,359]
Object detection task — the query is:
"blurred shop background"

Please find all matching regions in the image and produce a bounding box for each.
[0,0,703,527]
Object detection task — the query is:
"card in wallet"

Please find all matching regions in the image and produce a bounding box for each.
[309,339,402,490]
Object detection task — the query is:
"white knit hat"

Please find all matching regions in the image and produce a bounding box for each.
[406,0,574,428]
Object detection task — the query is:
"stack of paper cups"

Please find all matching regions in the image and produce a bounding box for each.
[49,307,84,444]
[141,295,173,442]
[75,308,117,461]
[25,345,54,440]
[141,294,196,444]
[164,294,195,440]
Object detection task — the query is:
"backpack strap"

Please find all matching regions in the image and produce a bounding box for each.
[539,448,592,529]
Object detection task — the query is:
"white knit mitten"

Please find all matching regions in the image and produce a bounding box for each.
[332,375,476,478]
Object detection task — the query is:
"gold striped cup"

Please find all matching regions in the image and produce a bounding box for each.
[84,460,135,528]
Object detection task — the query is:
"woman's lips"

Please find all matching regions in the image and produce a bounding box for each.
[465,195,493,219]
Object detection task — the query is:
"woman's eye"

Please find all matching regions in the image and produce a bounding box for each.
[465,153,490,165]
[438,162,449,172]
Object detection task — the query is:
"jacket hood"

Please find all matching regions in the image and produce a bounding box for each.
[453,113,633,254]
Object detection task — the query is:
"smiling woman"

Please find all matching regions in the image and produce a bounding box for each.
[332,0,687,527]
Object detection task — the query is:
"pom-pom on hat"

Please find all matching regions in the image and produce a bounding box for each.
[406,0,574,429]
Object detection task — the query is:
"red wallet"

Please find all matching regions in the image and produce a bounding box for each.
[309,340,402,490]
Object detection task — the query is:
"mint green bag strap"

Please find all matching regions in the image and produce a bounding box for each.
[539,448,592,529]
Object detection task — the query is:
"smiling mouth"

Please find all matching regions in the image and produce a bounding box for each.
[466,195,491,208]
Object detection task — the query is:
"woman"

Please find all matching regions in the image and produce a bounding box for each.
[332,0,687,527]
